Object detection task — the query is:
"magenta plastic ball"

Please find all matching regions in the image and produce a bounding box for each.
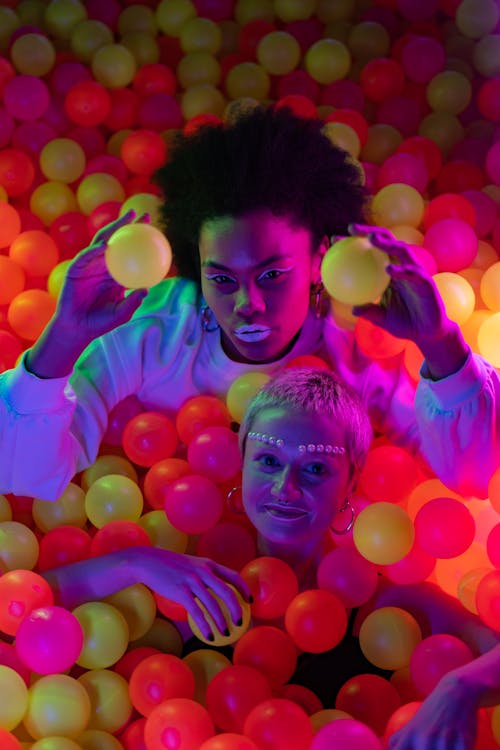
[410,633,474,695]
[376,152,429,193]
[400,36,445,83]
[414,496,476,558]
[15,605,84,674]
[187,426,242,483]
[163,474,224,535]
[310,718,382,750]
[4,75,50,121]
[424,218,478,272]
[485,141,500,185]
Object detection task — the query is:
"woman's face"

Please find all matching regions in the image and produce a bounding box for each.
[199,209,323,364]
[242,406,353,550]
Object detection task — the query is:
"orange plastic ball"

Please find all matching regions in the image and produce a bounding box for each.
[0,202,21,248]
[7,289,57,342]
[0,256,25,306]
[285,589,348,653]
[9,230,60,278]
[144,697,215,750]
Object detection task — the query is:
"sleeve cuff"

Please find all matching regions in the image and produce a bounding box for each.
[419,349,485,408]
[2,351,72,415]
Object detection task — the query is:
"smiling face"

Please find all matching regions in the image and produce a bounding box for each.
[242,406,353,553]
[199,209,324,364]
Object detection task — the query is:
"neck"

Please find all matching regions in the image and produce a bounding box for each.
[257,533,328,587]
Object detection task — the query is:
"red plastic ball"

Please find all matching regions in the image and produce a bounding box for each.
[196,521,256,571]
[243,698,313,750]
[360,57,405,102]
[118,716,147,750]
[478,78,500,123]
[90,519,151,556]
[37,525,92,571]
[129,653,195,717]
[285,589,348,653]
[0,331,23,373]
[359,444,420,504]
[120,129,168,176]
[114,646,160,681]
[138,93,183,131]
[104,87,140,131]
[240,556,299,620]
[187,425,242,483]
[435,160,485,194]
[49,211,91,260]
[0,148,35,197]
[205,664,273,733]
[163,474,224,535]
[414,496,475,559]
[64,80,111,127]
[397,135,442,180]
[423,193,476,230]
[122,411,178,467]
[486,523,500,568]
[233,625,298,688]
[410,634,474,695]
[144,698,214,750]
[144,457,191,510]
[175,395,232,445]
[0,569,54,636]
[133,63,177,97]
[335,673,401,736]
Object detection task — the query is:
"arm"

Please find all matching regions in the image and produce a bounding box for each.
[42,546,250,641]
[388,644,500,750]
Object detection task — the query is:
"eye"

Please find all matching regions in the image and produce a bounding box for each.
[257,267,292,282]
[256,453,281,469]
[304,462,328,477]
[204,273,236,286]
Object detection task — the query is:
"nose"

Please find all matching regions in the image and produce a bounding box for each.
[270,466,302,504]
[234,283,265,317]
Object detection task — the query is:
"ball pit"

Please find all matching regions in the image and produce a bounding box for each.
[0,0,499,747]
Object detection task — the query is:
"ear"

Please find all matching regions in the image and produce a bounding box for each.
[312,235,330,284]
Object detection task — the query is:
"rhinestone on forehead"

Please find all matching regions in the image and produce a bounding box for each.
[247,431,345,455]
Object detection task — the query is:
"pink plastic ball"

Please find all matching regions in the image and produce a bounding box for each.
[486,523,500,568]
[478,78,500,123]
[375,152,428,193]
[317,546,379,608]
[414,496,476,559]
[163,474,224,534]
[49,62,92,98]
[310,718,382,750]
[358,444,420,504]
[187,426,242,483]
[424,218,478,272]
[382,540,436,584]
[410,634,474,695]
[485,141,500,185]
[15,605,83,674]
[4,75,50,121]
[138,93,183,131]
[461,189,497,238]
[400,36,445,83]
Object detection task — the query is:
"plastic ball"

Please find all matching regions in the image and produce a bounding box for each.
[353,502,415,565]
[163,474,223,535]
[305,39,351,84]
[145,697,214,750]
[359,444,420,504]
[64,81,111,127]
[0,569,54,636]
[187,426,241,483]
[233,625,298,687]
[24,673,91,740]
[257,31,301,75]
[427,71,472,115]
[180,16,222,55]
[376,152,428,193]
[0,257,25,306]
[39,137,86,183]
[433,272,475,326]
[358,606,422,671]
[477,312,500,368]
[226,372,270,423]
[199,735,260,750]
[335,673,401,736]
[322,121,361,158]
[76,172,125,215]
[382,539,436,585]
[9,230,59,278]
[4,75,50,121]
[37,525,91,571]
[155,0,197,35]
[397,135,442,181]
[73,601,129,669]
[176,395,231,445]
[414,496,475,558]
[85,474,143,528]
[0,202,21,248]
[410,634,474,695]
[243,698,313,750]
[458,567,493,615]
[285,589,348,653]
[106,583,156,642]
[240,556,299,620]
[187,586,251,647]
[140,510,188,553]
[0,148,35,197]
[143,458,191,510]
[321,236,390,306]
[122,411,177,467]
[129,653,195,717]
[455,0,500,38]
[181,83,227,120]
[102,394,143,447]
[0,664,29,731]
[15,605,83,675]
[32,481,86,532]
[371,184,425,228]
[316,546,379,608]
[400,35,445,84]
[30,180,78,226]
[485,141,500,189]
[434,542,490,599]
[105,223,172,289]
[424,218,478,273]
[196,522,256,571]
[90,519,151,556]
[206,664,272,733]
[423,193,476,230]
[81,455,138,492]
[47,259,72,298]
[225,62,271,101]
[0,520,39,571]
[310,717,383,750]
[360,57,405,103]
[120,129,167,176]
[478,78,500,123]
[70,18,115,62]
[182,649,231,706]
[486,523,500,568]
[90,43,136,89]
[475,570,500,631]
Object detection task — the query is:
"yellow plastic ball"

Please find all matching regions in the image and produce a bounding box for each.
[433,272,476,325]
[177,52,221,89]
[457,567,492,614]
[471,240,498,271]
[0,495,12,522]
[47,259,72,299]
[91,43,137,89]
[32,481,86,532]
[316,0,357,23]
[84,474,144,528]
[155,0,196,36]
[74,601,130,669]
[43,0,87,40]
[183,650,231,706]
[226,372,271,423]
[105,222,172,289]
[0,521,39,571]
[105,583,157,640]
[460,309,492,353]
[472,34,500,78]
[81,454,138,492]
[70,20,114,63]
[371,183,425,228]
[77,669,132,734]
[479,261,500,311]
[234,0,274,25]
[187,586,251,646]
[39,138,86,184]
[30,738,81,749]
[0,665,28,731]
[138,510,188,553]
[181,83,227,120]
[361,124,403,165]
[310,709,352,732]
[353,502,415,565]
[10,33,56,76]
[426,70,472,115]
[121,31,160,67]
[76,173,125,216]
[274,0,315,21]
[118,4,157,36]
[477,312,500,368]
[256,31,301,76]
[30,182,77,226]
[322,121,361,158]
[225,62,270,101]
[419,112,465,157]
[321,236,390,306]
[358,606,422,670]
[347,21,391,61]
[131,617,183,655]
[455,0,500,38]
[77,729,124,750]
[24,674,91,740]
[180,17,222,55]
[305,38,351,84]
[0,8,20,53]
[119,193,162,229]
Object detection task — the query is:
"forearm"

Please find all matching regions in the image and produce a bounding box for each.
[42,547,146,610]
[25,317,92,379]
[448,643,500,709]
[417,322,470,381]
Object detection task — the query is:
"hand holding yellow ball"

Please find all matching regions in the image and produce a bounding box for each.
[321,235,390,307]
[188,586,252,647]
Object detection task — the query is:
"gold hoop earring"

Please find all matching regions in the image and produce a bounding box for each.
[311,282,327,319]
[226,485,245,515]
[201,305,219,332]
[330,498,355,535]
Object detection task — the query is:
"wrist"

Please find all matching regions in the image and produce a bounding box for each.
[26,319,92,379]
[417,324,470,380]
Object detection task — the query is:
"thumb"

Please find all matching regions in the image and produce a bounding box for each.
[117,288,148,321]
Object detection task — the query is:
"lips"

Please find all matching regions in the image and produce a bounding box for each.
[234,325,272,342]
[263,503,308,520]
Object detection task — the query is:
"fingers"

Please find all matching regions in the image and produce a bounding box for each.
[93,209,137,245]
[210,563,251,609]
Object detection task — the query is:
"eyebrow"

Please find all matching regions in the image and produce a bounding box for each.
[201,254,293,272]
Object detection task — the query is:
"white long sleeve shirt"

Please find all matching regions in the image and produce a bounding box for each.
[1,277,499,500]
